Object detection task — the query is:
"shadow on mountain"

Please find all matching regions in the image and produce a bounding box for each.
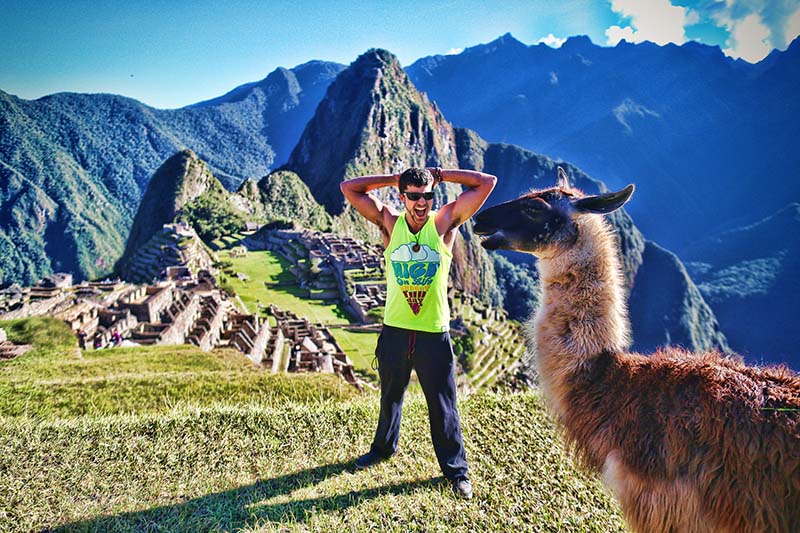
[49,460,442,531]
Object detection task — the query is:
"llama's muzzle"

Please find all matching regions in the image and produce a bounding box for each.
[473,205,507,250]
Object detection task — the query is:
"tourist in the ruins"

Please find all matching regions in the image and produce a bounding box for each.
[76,329,87,350]
[340,166,496,500]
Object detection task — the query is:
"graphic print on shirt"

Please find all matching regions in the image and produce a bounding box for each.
[390,242,441,315]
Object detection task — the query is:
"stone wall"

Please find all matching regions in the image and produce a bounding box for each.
[121,285,174,323]
[158,294,200,345]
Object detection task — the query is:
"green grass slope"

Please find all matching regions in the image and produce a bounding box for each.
[2,398,623,532]
[0,318,358,418]
[0,318,624,532]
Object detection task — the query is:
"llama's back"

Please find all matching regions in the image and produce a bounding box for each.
[559,348,800,532]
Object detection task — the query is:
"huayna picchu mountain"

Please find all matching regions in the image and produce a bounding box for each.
[283,49,498,302]
[285,48,458,215]
[0,60,343,286]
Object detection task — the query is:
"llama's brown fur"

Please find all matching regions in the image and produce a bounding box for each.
[476,177,800,532]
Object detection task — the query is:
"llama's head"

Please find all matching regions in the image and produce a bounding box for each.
[473,167,634,256]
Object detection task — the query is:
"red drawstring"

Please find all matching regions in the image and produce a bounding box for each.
[408,331,416,361]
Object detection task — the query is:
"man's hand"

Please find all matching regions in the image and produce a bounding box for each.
[428,167,443,187]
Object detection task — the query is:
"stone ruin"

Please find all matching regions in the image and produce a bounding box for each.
[258,228,387,323]
[268,305,363,391]
[0,269,365,389]
[0,327,32,360]
[120,223,215,284]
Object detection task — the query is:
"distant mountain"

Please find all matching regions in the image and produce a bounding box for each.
[284,49,497,301]
[455,128,729,354]
[407,34,800,253]
[683,203,800,368]
[189,60,346,168]
[0,60,343,286]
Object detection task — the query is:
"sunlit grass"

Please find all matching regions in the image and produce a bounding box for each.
[0,319,624,532]
[223,249,351,324]
[0,393,624,532]
[0,319,359,418]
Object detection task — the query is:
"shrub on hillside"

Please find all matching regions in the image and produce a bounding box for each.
[181,194,246,242]
[453,326,479,373]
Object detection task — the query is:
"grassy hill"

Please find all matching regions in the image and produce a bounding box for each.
[0,318,625,532]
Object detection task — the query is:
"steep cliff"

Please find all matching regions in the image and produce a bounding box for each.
[284,49,498,301]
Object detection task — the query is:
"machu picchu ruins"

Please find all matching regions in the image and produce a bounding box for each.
[1,222,526,390]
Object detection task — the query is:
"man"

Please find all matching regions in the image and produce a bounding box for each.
[340,166,496,499]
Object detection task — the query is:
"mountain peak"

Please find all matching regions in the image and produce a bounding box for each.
[284,47,457,215]
[117,149,218,269]
[562,35,595,51]
[493,32,522,45]
[348,48,405,81]
[357,48,400,66]
[478,33,527,55]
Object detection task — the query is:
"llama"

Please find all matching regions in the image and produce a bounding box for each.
[473,167,800,532]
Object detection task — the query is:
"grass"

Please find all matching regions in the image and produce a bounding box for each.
[332,328,380,381]
[223,250,351,324]
[0,317,625,531]
[222,249,378,379]
[0,396,624,532]
[0,319,358,418]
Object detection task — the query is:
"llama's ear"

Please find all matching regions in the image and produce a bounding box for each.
[573,184,635,214]
[556,166,570,189]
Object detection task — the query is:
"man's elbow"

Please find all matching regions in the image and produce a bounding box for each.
[485,174,497,190]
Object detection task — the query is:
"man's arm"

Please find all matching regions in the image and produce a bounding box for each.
[433,168,497,234]
[340,174,400,233]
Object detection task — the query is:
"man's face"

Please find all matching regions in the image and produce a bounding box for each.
[401,183,434,226]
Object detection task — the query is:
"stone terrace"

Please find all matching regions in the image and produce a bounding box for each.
[261,229,386,323]
[269,305,364,390]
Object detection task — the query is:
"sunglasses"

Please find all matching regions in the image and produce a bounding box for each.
[403,191,435,201]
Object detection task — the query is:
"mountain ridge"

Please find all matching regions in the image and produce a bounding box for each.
[406,34,800,252]
[0,61,343,285]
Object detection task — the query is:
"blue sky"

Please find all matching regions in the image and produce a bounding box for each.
[2,0,798,109]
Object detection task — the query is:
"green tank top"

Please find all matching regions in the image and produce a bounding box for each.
[383,211,452,332]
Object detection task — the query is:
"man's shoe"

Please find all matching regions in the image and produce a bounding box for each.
[354,451,392,469]
[452,476,473,499]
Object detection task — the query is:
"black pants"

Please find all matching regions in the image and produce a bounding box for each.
[369,324,469,480]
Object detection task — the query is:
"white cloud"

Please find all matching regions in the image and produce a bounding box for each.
[606,25,637,45]
[605,0,691,46]
[549,71,558,85]
[722,12,771,62]
[787,6,800,44]
[390,243,440,263]
[708,1,800,62]
[537,33,567,48]
[445,48,463,55]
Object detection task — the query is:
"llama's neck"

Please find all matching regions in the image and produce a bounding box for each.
[531,216,630,413]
